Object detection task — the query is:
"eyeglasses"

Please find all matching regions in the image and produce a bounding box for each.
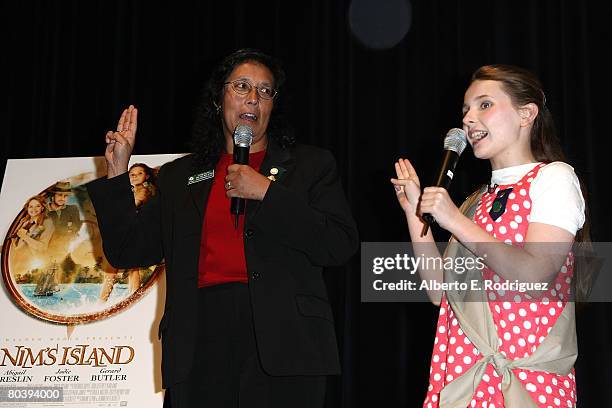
[224,79,278,100]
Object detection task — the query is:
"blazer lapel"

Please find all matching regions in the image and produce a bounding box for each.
[185,159,215,221]
[245,142,295,223]
[182,145,293,225]
[188,178,213,220]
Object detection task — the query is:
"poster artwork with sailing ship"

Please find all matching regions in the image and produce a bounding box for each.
[2,164,166,324]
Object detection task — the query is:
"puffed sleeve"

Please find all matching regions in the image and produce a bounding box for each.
[529,161,586,235]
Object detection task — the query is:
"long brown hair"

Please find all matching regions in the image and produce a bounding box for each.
[471,65,593,302]
[22,195,48,226]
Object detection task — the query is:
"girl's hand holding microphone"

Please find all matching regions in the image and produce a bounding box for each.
[418,187,462,232]
[391,158,462,232]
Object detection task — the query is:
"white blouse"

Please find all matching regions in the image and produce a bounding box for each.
[490,161,586,235]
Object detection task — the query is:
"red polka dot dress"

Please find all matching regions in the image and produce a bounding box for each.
[423,163,577,408]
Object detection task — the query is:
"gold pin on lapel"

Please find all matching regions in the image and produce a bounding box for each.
[268,167,279,181]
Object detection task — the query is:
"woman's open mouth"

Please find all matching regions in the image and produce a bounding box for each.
[239,112,258,122]
[469,130,488,141]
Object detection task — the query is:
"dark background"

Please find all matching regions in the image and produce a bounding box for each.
[2,0,611,406]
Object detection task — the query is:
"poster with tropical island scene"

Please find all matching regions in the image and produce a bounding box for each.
[0,154,183,407]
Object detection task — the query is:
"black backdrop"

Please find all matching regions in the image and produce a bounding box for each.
[2,1,611,406]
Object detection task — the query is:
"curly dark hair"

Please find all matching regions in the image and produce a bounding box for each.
[189,49,295,170]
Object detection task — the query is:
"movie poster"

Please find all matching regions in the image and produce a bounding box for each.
[0,154,183,406]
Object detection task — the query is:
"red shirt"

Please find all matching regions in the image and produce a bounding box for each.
[198,150,267,287]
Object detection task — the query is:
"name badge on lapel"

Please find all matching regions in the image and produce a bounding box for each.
[187,170,214,185]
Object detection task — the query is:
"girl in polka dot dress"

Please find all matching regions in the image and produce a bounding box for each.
[391,65,588,407]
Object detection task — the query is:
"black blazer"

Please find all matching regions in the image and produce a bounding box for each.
[87,142,359,388]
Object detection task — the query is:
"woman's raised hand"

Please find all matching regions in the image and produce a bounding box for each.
[391,158,422,215]
[105,105,138,178]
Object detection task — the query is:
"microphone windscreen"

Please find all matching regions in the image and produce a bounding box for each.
[234,125,254,147]
[444,128,467,156]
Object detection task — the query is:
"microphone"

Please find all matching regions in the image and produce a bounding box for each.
[422,128,468,235]
[230,124,253,229]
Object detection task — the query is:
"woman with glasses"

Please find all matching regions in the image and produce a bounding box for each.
[87,49,358,408]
